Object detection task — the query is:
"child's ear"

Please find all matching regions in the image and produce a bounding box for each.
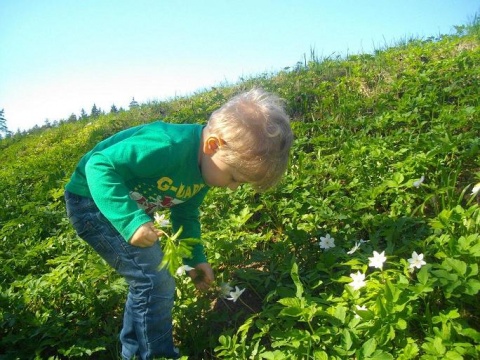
[203,136,223,155]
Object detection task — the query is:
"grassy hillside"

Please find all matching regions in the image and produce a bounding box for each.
[1,21,479,359]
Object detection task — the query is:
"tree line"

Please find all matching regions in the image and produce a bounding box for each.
[0,98,140,139]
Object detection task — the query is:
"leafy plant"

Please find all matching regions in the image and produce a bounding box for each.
[1,17,480,359]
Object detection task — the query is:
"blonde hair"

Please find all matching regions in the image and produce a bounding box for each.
[207,88,293,191]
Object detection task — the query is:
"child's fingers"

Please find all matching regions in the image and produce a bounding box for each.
[189,265,214,291]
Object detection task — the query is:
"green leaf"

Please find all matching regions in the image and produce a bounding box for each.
[277,297,302,308]
[398,342,419,360]
[384,279,400,303]
[333,306,347,324]
[342,329,353,351]
[431,269,458,283]
[465,279,480,295]
[368,350,394,360]
[337,275,355,283]
[237,315,256,340]
[417,265,430,285]
[375,295,387,318]
[278,297,308,319]
[393,172,405,184]
[362,338,377,357]
[279,307,305,318]
[422,337,446,355]
[444,350,464,360]
[458,327,480,342]
[443,258,467,276]
[290,261,304,299]
[396,318,407,330]
[313,350,329,360]
[260,350,288,359]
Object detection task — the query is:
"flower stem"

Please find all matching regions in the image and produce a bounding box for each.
[239,297,257,313]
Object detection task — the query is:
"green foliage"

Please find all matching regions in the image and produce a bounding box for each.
[1,20,480,359]
[158,226,202,277]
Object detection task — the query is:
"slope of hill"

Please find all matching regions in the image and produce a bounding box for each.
[1,22,479,359]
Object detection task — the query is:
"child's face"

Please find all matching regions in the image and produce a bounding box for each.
[201,153,245,190]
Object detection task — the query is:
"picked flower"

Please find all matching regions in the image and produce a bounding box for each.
[349,271,366,290]
[226,286,246,302]
[413,175,425,188]
[175,265,194,276]
[408,251,426,270]
[347,239,369,255]
[319,233,335,250]
[368,251,387,269]
[471,182,480,195]
[154,213,170,227]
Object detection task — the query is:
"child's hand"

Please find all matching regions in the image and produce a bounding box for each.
[129,222,163,247]
[188,262,215,291]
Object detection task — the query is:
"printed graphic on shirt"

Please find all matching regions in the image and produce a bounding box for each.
[157,176,206,198]
[129,191,184,214]
[128,176,205,214]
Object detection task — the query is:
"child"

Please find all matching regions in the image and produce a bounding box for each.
[64,88,293,359]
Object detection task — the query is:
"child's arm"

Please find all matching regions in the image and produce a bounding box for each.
[129,222,164,247]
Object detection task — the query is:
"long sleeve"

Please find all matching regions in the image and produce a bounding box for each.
[85,151,153,242]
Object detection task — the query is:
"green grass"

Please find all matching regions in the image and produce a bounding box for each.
[0,20,479,359]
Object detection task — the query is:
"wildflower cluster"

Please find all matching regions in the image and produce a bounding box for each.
[318,232,427,290]
[348,249,427,291]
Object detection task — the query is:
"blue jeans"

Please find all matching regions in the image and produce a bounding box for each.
[65,191,179,360]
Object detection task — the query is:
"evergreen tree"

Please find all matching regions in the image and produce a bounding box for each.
[0,109,13,140]
[0,108,10,135]
[129,97,139,109]
[80,108,88,119]
[68,113,77,122]
[91,104,101,118]
[110,104,118,113]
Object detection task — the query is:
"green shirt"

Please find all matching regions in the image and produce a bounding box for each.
[65,121,209,266]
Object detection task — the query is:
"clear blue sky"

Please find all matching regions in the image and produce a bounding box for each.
[1,0,478,131]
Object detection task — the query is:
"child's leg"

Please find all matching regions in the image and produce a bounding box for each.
[118,242,177,360]
[65,191,178,360]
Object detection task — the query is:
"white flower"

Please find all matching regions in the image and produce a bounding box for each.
[220,283,234,298]
[347,239,369,255]
[413,175,425,188]
[319,233,335,250]
[349,271,366,290]
[368,251,387,269]
[175,265,194,276]
[154,213,170,227]
[226,286,246,302]
[408,251,426,270]
[471,183,480,195]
